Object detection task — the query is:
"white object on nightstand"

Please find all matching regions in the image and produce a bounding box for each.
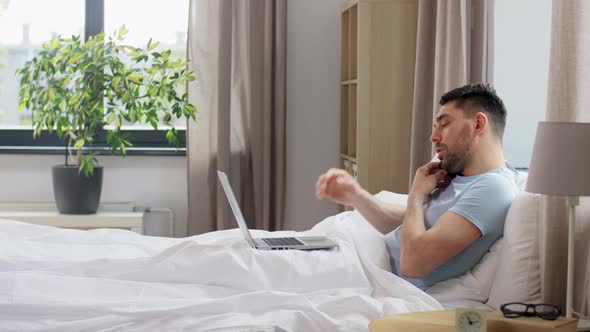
[455,308,487,332]
[578,318,590,331]
[0,202,144,234]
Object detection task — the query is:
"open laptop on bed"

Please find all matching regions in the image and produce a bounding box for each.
[217,171,339,251]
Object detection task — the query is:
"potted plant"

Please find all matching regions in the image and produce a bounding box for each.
[16,26,196,214]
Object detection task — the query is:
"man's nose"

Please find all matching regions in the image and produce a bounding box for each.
[430,130,440,143]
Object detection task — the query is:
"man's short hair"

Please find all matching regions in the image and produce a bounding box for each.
[439,83,507,141]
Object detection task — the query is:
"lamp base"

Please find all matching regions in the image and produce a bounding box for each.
[578,318,590,331]
[566,196,579,318]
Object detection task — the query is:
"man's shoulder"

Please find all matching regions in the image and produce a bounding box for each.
[460,171,520,201]
[471,169,519,190]
[448,169,519,236]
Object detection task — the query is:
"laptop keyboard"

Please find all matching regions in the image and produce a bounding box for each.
[262,237,304,246]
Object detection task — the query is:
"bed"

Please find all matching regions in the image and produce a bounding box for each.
[0,185,541,331]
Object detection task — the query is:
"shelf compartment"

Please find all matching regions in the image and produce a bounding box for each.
[340,85,349,155]
[349,4,358,80]
[348,84,357,158]
[341,9,350,81]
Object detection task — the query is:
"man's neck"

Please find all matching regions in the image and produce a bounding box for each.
[460,143,505,177]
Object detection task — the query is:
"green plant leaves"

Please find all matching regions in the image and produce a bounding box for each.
[79,155,96,176]
[165,128,180,147]
[117,25,129,40]
[15,25,198,177]
[74,138,85,150]
[128,73,143,85]
[106,130,132,156]
[147,38,159,51]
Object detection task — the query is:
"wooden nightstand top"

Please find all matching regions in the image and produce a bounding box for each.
[370,310,456,332]
[370,310,580,332]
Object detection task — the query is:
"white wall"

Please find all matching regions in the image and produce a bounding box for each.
[284,0,346,231]
[0,154,188,237]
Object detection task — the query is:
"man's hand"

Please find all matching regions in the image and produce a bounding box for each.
[316,168,407,234]
[409,161,451,203]
[315,168,362,206]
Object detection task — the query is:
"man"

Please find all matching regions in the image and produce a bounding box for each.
[315,83,520,290]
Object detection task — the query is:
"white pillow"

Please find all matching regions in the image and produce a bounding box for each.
[515,171,528,191]
[426,238,503,303]
[373,190,409,206]
[486,191,542,310]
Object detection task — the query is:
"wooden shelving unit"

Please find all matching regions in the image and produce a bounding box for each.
[339,0,418,209]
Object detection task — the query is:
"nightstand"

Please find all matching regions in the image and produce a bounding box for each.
[578,319,590,331]
[0,202,144,234]
[370,310,579,332]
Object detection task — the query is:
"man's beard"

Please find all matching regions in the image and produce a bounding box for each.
[439,125,473,176]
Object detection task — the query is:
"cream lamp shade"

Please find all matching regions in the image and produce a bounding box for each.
[525,121,590,196]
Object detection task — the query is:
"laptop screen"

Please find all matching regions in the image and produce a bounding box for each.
[217,171,256,247]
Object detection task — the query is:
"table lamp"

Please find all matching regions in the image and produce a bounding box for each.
[525,121,590,318]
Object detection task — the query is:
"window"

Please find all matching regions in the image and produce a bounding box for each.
[494,0,552,169]
[105,0,189,129]
[0,0,84,128]
[0,0,190,155]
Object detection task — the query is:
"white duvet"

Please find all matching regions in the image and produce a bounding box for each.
[0,208,442,331]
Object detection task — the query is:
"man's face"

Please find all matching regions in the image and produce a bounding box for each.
[430,101,474,176]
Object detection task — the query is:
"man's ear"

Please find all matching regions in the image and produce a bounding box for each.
[474,112,488,134]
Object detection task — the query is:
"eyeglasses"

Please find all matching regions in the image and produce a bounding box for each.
[500,302,562,321]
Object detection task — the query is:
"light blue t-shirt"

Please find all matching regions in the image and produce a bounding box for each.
[384,162,520,290]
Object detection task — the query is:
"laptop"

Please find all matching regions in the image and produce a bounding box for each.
[217,171,339,251]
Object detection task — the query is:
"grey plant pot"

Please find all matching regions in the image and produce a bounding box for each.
[52,165,103,214]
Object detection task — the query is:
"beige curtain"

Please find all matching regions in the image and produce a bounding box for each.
[541,0,590,316]
[186,0,286,235]
[409,0,494,185]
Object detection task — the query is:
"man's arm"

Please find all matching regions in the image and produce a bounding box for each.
[399,161,481,278]
[351,189,406,234]
[316,168,405,234]
[400,196,481,278]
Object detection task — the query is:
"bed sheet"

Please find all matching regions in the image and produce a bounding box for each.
[0,210,442,332]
